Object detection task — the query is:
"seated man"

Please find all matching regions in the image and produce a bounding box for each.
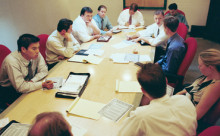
[117,63,197,136]
[157,16,186,76]
[127,10,169,62]
[0,34,53,105]
[72,7,101,44]
[46,18,80,70]
[28,112,73,136]
[118,3,144,27]
[165,3,189,29]
[93,5,113,36]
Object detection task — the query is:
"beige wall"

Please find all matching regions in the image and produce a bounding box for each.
[0,0,210,51]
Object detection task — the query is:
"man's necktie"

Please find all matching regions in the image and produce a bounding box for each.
[25,61,33,81]
[101,19,104,30]
[129,15,132,25]
[157,28,160,37]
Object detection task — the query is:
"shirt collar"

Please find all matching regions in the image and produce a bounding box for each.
[150,94,169,104]
[17,51,31,66]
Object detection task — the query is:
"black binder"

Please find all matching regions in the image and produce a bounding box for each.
[55,72,90,99]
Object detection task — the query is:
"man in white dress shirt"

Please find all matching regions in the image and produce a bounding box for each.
[127,10,169,62]
[72,7,101,44]
[46,18,80,70]
[0,34,53,106]
[117,63,197,136]
[117,3,144,27]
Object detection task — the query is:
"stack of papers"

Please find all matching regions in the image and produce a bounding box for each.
[98,98,133,122]
[167,85,174,96]
[84,49,104,56]
[66,97,105,120]
[116,80,142,93]
[60,75,88,94]
[110,53,151,63]
[89,43,104,49]
[68,55,103,64]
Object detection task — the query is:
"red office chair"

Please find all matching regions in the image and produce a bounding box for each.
[177,23,188,40]
[165,9,185,16]
[167,37,197,93]
[0,44,11,68]
[198,126,220,136]
[37,34,49,63]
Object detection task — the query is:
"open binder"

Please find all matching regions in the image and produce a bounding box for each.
[55,72,90,99]
[97,36,112,42]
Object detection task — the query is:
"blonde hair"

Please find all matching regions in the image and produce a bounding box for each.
[199,48,220,72]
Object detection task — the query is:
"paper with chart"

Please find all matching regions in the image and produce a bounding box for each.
[116,80,142,93]
[110,53,129,63]
[1,123,30,136]
[167,85,174,96]
[59,75,88,94]
[66,97,105,120]
[98,98,133,122]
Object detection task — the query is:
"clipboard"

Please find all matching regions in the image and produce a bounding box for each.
[55,72,90,99]
[97,36,112,42]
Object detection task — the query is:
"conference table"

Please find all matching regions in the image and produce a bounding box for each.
[0,29,155,136]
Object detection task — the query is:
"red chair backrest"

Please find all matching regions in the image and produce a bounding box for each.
[0,45,11,68]
[177,23,188,40]
[198,126,220,136]
[37,34,49,62]
[165,9,185,16]
[177,37,197,77]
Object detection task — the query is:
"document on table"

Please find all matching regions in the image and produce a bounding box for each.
[84,49,104,56]
[45,77,64,89]
[89,43,104,49]
[167,85,174,96]
[110,53,151,63]
[70,122,87,136]
[66,97,105,120]
[98,98,133,122]
[111,40,136,49]
[116,80,142,93]
[60,75,88,94]
[1,123,30,136]
[68,55,103,64]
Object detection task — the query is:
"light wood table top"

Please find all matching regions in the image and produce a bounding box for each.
[0,30,155,136]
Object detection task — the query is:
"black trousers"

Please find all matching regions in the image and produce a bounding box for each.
[0,86,21,105]
[154,46,166,63]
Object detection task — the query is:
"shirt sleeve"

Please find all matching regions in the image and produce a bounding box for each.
[117,111,147,136]
[118,10,127,26]
[47,36,75,58]
[6,60,43,93]
[31,54,48,82]
[148,30,168,46]
[137,11,144,26]
[74,22,93,42]
[106,16,113,30]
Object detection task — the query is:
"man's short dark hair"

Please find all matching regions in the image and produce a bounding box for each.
[129,3,138,12]
[98,5,107,11]
[168,3,178,10]
[137,63,166,99]
[154,10,164,16]
[57,18,73,32]
[80,7,93,16]
[164,16,179,32]
[17,34,40,52]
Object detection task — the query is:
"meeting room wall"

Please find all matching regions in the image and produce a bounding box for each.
[0,0,210,51]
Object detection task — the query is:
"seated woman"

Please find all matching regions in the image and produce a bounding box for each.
[177,48,220,132]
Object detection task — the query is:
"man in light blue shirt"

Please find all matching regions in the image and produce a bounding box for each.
[93,5,113,35]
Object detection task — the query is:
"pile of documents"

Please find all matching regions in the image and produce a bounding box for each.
[110,53,151,63]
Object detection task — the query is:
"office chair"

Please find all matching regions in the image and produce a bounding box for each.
[198,126,220,136]
[0,44,11,68]
[167,37,197,93]
[165,9,185,16]
[37,34,49,63]
[177,23,188,40]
